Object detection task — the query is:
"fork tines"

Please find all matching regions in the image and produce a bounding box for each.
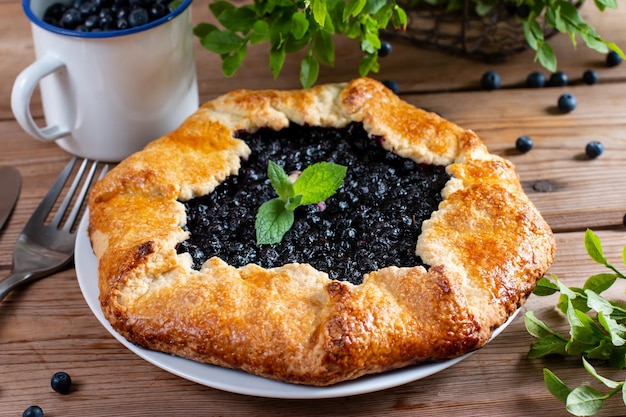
[27,157,108,233]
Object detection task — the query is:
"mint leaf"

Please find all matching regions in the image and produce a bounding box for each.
[544,369,572,403]
[293,162,347,205]
[256,160,346,245]
[585,229,608,265]
[584,273,618,294]
[255,198,294,245]
[200,30,245,54]
[300,54,320,89]
[525,311,560,339]
[533,276,560,296]
[267,161,293,200]
[566,386,606,416]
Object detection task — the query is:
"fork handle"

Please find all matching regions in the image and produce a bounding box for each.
[0,271,37,302]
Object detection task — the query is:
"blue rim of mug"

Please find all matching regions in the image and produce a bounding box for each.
[23,0,193,38]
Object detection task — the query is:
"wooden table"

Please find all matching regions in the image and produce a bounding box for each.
[2,1,626,416]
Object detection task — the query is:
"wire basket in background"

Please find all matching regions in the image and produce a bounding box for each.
[384,0,580,63]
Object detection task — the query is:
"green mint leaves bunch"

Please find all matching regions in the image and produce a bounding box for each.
[525,229,626,416]
[194,0,407,88]
[255,160,347,245]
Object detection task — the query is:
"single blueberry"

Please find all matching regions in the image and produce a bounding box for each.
[548,71,568,87]
[515,136,533,153]
[585,141,604,159]
[22,406,43,417]
[100,14,114,29]
[129,0,147,7]
[116,6,131,19]
[607,51,623,67]
[99,7,113,19]
[526,71,545,88]
[84,14,99,29]
[557,93,577,113]
[60,8,83,29]
[79,1,98,17]
[149,2,168,19]
[72,0,89,9]
[94,0,113,8]
[582,69,599,85]
[44,2,68,20]
[51,371,72,394]
[382,79,399,94]
[378,41,393,57]
[128,7,149,27]
[481,70,501,90]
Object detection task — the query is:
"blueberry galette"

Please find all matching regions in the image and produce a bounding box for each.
[88,78,555,386]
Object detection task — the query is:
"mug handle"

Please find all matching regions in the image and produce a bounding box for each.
[11,54,71,142]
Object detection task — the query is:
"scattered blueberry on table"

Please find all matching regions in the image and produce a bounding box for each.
[582,69,599,85]
[43,0,172,32]
[548,71,568,87]
[51,371,72,394]
[382,79,399,94]
[526,71,546,88]
[557,93,577,113]
[585,141,604,159]
[606,50,623,67]
[515,135,534,153]
[22,405,43,417]
[480,70,501,90]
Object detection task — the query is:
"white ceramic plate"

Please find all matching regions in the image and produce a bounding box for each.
[75,212,518,399]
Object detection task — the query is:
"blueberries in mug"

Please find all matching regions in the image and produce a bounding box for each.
[116,17,130,29]
[44,0,174,32]
[61,8,83,29]
[84,14,99,29]
[128,8,149,26]
[44,2,68,22]
[149,2,168,19]
[79,1,98,17]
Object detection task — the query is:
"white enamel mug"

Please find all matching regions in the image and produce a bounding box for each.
[11,0,199,162]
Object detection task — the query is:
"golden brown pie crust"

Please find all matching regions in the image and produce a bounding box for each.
[88,77,555,386]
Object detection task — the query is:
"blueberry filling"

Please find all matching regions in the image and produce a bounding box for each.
[176,122,450,285]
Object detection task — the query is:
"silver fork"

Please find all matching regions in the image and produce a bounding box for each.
[0,157,107,302]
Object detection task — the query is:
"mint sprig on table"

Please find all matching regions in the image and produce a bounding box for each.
[525,229,626,416]
[255,160,347,245]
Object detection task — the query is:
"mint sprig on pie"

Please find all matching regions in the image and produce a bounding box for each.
[88,78,555,386]
[255,160,347,245]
